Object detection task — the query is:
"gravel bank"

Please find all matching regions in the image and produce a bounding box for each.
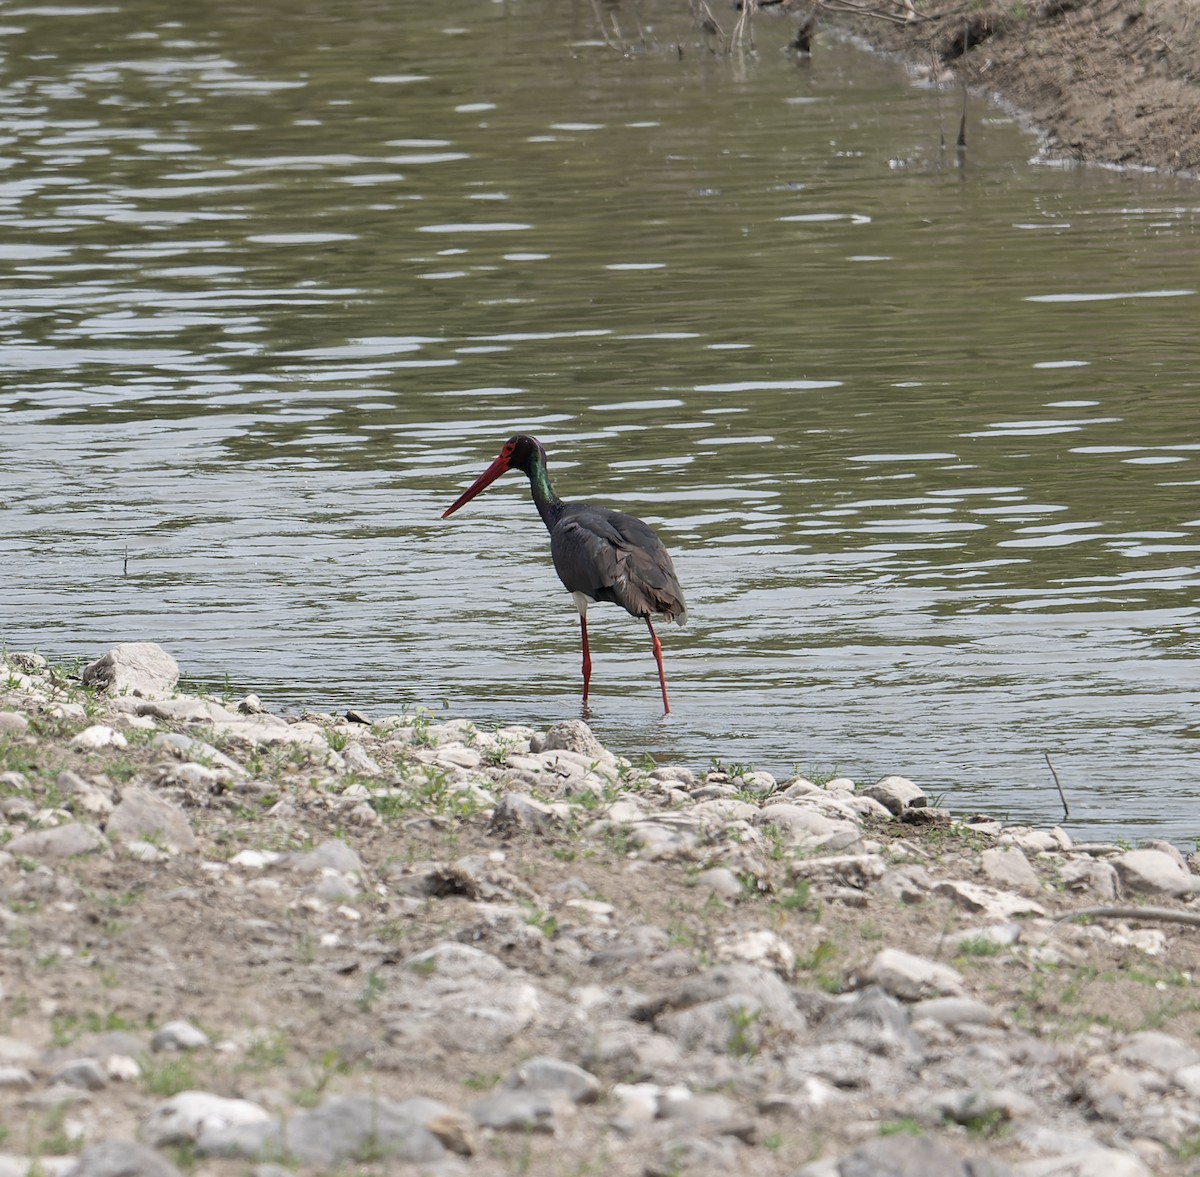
[1,642,1199,1176]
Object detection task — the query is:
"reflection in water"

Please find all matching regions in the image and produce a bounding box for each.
[2,0,1200,841]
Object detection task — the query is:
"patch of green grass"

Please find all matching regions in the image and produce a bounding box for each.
[954,935,1003,959]
[779,880,811,911]
[141,1057,196,1097]
[879,1118,923,1137]
[462,1073,501,1092]
[726,1003,762,1058]
[357,971,386,1011]
[244,1030,288,1070]
[523,905,557,939]
[295,1048,349,1108]
[796,939,841,992]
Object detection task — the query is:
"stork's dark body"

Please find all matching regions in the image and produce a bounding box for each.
[545,501,686,624]
[442,434,687,713]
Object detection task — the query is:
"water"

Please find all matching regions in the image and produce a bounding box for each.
[3,0,1200,843]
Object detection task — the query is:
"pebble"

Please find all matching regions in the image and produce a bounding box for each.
[862,948,965,1000]
[106,787,196,854]
[141,1090,271,1146]
[151,1021,211,1052]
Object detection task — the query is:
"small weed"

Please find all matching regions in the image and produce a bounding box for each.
[327,729,349,752]
[779,880,811,911]
[726,1004,762,1058]
[245,1030,288,1070]
[879,1118,923,1137]
[462,1073,502,1092]
[524,905,558,939]
[954,935,1002,959]
[142,1057,196,1097]
[358,971,386,1011]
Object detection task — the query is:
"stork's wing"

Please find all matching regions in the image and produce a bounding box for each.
[550,504,687,623]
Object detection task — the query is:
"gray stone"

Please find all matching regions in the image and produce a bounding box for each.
[931,878,1046,919]
[945,923,1021,952]
[659,1090,756,1140]
[581,1024,681,1080]
[1012,1149,1153,1177]
[931,1086,1038,1125]
[107,787,196,854]
[64,1140,185,1177]
[758,804,860,849]
[7,823,110,861]
[1058,858,1118,899]
[819,986,918,1057]
[151,1021,210,1053]
[502,1056,601,1104]
[0,1065,34,1089]
[197,1095,450,1166]
[1117,1030,1200,1073]
[141,1090,271,1147]
[863,949,964,1001]
[489,793,567,836]
[341,742,382,776]
[911,996,1002,1028]
[836,1133,1005,1177]
[860,776,927,815]
[403,941,510,981]
[1112,849,1199,897]
[0,711,29,734]
[82,643,180,699]
[791,853,885,889]
[980,846,1040,890]
[696,867,744,900]
[714,929,795,976]
[279,839,362,877]
[52,1058,108,1090]
[469,1089,558,1132]
[542,720,605,757]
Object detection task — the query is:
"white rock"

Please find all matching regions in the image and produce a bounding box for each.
[715,930,795,976]
[612,1082,661,1127]
[860,775,926,815]
[980,846,1040,890]
[70,725,128,751]
[863,948,964,1000]
[1059,858,1118,899]
[945,923,1021,951]
[758,804,859,848]
[911,996,1002,1027]
[1112,849,1199,897]
[931,878,1046,919]
[1118,1030,1200,1073]
[1012,1148,1155,1177]
[229,850,279,869]
[104,1054,141,1081]
[82,642,180,698]
[151,1020,211,1052]
[141,1089,271,1147]
[791,854,885,889]
[0,712,29,734]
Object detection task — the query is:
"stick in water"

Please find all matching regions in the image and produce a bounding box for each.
[1043,751,1068,819]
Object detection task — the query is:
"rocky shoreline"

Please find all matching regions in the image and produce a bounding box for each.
[2,642,1199,1176]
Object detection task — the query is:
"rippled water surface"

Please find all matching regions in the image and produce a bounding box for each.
[4,0,1200,842]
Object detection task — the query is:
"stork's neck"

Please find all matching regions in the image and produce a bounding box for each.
[525,455,563,532]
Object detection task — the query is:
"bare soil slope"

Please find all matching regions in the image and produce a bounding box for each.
[826,0,1200,174]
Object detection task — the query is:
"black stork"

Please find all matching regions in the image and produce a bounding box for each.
[442,434,687,714]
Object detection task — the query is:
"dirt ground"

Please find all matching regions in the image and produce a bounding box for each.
[818,0,1200,175]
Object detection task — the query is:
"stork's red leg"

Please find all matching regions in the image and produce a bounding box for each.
[646,617,670,714]
[580,614,592,703]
